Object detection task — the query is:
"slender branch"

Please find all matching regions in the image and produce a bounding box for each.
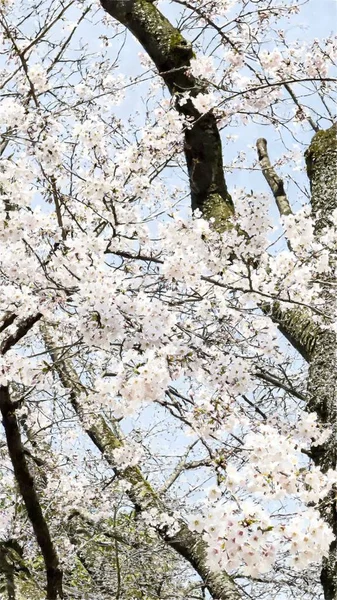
[106,248,164,264]
[21,1,75,57]
[255,371,307,401]
[159,440,199,494]
[240,395,267,420]
[283,82,319,133]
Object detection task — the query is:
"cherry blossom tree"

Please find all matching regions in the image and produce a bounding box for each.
[0,0,336,599]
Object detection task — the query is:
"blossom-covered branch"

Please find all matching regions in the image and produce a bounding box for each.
[41,324,242,600]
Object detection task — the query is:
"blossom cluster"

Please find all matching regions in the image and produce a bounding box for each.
[0,0,335,594]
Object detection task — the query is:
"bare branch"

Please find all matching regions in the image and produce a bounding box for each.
[159,440,199,494]
[283,82,319,133]
[255,371,307,401]
[256,137,293,217]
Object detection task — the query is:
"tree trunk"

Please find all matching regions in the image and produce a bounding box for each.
[305,125,337,600]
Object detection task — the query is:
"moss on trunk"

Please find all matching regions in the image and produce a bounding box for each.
[101,0,233,223]
[305,123,337,232]
[305,124,337,600]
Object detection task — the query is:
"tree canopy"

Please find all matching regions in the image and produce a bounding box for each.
[0,0,336,599]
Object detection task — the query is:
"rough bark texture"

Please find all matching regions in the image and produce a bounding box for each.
[305,124,337,232]
[305,124,337,600]
[42,325,241,600]
[167,526,241,600]
[99,0,326,367]
[0,544,16,600]
[255,138,326,363]
[101,0,234,225]
[269,302,320,362]
[309,328,336,600]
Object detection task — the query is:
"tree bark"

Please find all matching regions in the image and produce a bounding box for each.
[305,125,337,600]
[101,0,234,225]
[0,544,16,600]
[0,313,42,355]
[100,0,326,367]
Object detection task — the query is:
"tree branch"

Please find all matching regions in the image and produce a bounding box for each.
[267,303,319,362]
[0,313,42,355]
[41,324,241,600]
[100,3,325,368]
[0,313,17,335]
[101,0,234,228]
[305,124,337,599]
[256,137,293,217]
[0,386,63,599]
[255,370,307,401]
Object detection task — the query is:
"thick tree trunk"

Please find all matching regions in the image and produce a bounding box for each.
[0,545,16,600]
[305,125,337,600]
